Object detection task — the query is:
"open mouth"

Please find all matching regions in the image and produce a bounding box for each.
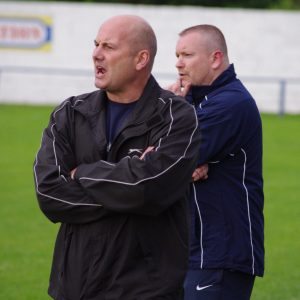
[96,66,106,75]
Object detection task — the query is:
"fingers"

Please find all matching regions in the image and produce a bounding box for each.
[140,146,155,160]
[167,79,191,97]
[70,168,77,180]
[167,79,182,95]
[192,164,209,182]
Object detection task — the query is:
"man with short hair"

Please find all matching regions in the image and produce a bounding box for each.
[34,15,200,300]
[169,24,264,300]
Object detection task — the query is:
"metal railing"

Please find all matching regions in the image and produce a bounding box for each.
[240,76,300,116]
[0,65,299,115]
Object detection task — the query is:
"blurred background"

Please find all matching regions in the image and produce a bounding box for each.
[0,0,300,114]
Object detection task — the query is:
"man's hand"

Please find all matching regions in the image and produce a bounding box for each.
[140,146,155,160]
[167,79,191,97]
[70,168,77,180]
[192,164,208,182]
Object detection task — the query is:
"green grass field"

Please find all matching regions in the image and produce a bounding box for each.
[0,104,299,299]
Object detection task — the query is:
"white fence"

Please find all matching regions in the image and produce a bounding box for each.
[0,1,300,114]
[0,65,299,114]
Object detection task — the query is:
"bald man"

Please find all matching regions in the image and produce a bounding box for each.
[169,25,264,300]
[34,15,201,299]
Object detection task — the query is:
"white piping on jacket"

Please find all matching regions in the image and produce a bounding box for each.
[156,98,174,151]
[79,98,199,186]
[34,99,103,207]
[193,148,255,274]
[241,148,255,275]
[198,95,209,110]
[34,97,198,206]
[192,182,204,269]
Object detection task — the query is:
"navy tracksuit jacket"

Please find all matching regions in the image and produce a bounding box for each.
[187,64,264,277]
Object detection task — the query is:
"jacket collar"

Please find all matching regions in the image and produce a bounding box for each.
[187,64,236,104]
[110,75,164,151]
[72,75,163,147]
[126,75,161,125]
[74,75,160,122]
[73,89,105,117]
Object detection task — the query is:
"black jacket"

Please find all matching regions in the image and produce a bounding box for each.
[33,76,201,300]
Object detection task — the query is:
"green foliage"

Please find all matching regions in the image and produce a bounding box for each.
[0,104,299,299]
[269,0,300,8]
[31,0,300,9]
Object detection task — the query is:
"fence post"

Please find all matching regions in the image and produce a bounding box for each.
[279,79,286,116]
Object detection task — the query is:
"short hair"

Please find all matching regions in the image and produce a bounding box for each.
[179,24,228,56]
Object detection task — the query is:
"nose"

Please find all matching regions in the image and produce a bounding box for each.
[175,57,184,69]
[93,46,104,60]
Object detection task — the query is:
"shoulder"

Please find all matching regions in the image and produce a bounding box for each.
[206,80,258,114]
[50,90,103,128]
[146,76,195,115]
[159,88,195,112]
[157,88,198,129]
[196,81,262,131]
[54,90,102,114]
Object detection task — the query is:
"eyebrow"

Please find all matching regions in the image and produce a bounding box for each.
[94,39,116,48]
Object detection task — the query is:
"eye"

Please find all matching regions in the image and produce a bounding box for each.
[104,43,114,50]
[94,40,99,47]
[176,52,192,59]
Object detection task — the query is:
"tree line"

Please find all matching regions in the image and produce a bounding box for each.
[43,0,300,10]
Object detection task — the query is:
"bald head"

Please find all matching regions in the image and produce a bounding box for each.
[100,15,157,70]
[93,15,158,101]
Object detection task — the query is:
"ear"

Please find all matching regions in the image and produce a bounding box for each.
[135,50,150,71]
[211,50,223,69]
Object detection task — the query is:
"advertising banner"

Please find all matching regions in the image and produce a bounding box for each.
[0,15,52,51]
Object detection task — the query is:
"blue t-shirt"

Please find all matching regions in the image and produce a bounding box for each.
[106,99,137,151]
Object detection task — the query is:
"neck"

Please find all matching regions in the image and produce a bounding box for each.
[210,63,230,84]
[107,74,150,103]
[107,90,141,103]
